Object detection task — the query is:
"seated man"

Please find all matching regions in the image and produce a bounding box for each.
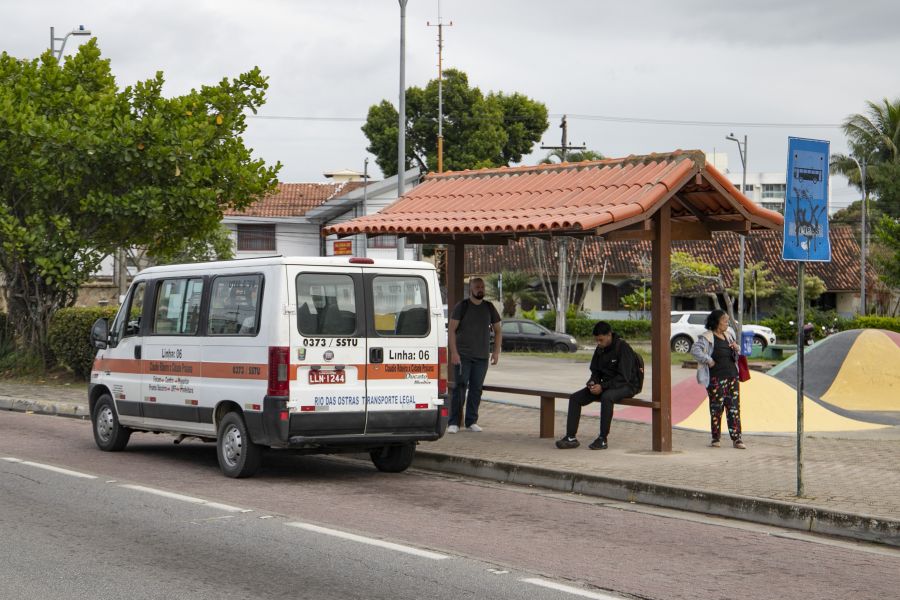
[556,321,640,450]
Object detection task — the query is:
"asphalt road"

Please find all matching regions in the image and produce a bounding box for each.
[1,410,898,600]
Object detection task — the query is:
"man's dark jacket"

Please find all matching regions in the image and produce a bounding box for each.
[588,333,638,394]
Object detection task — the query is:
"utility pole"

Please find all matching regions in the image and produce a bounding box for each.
[396,0,409,261]
[726,133,748,334]
[541,115,586,333]
[428,4,452,174]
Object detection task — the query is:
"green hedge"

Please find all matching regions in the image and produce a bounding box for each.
[537,313,652,339]
[761,313,900,341]
[48,306,118,380]
[854,315,900,333]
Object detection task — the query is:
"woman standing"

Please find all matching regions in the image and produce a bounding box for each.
[690,309,746,449]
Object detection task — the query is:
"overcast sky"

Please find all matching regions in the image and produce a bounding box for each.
[4,0,899,210]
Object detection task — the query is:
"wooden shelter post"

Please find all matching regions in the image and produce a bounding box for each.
[445,243,466,418]
[651,202,673,451]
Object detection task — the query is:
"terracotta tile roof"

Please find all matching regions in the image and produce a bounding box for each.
[324,150,783,238]
[466,226,869,292]
[225,182,363,218]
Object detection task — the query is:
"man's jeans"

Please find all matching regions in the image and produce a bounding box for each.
[450,356,489,427]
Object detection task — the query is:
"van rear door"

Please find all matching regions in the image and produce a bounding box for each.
[364,269,440,434]
[289,267,367,436]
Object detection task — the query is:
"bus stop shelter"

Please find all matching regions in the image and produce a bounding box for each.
[324,150,783,451]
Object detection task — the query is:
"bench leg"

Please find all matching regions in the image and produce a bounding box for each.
[540,396,555,439]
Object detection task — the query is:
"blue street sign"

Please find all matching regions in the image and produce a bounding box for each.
[782,137,831,262]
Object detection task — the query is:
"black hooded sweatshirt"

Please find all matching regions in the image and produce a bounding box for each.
[588,333,638,393]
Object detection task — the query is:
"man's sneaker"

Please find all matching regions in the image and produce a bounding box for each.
[555,436,580,449]
[466,424,483,432]
[447,425,459,434]
[588,436,608,450]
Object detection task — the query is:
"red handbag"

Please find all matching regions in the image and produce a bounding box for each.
[737,355,751,382]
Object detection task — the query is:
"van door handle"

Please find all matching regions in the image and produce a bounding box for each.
[134,345,142,360]
[369,347,383,364]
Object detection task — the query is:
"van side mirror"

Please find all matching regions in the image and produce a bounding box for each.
[91,318,109,350]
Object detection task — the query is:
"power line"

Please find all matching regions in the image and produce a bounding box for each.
[248,111,843,129]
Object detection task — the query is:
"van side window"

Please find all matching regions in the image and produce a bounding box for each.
[296,274,356,336]
[208,275,263,336]
[110,281,147,341]
[372,276,429,337]
[152,278,204,335]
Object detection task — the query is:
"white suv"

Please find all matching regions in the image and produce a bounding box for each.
[669,311,776,354]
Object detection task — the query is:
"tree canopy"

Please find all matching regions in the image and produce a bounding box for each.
[0,41,280,361]
[830,97,900,218]
[361,68,548,176]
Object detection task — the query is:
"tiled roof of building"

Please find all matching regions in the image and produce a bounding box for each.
[225,181,367,218]
[324,150,782,238]
[466,226,869,292]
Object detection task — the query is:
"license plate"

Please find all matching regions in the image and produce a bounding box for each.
[308,370,346,385]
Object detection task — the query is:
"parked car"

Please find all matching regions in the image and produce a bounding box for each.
[500,319,578,353]
[669,311,776,354]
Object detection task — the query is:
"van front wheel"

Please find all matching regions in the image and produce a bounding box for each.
[370,443,415,473]
[92,394,131,451]
[217,412,262,478]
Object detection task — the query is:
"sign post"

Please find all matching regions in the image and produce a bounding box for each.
[782,137,831,497]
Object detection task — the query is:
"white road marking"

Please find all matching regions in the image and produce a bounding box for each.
[119,484,251,513]
[521,578,622,599]
[487,568,509,574]
[286,522,449,560]
[2,457,97,479]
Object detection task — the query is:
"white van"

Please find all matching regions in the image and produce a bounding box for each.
[89,256,449,478]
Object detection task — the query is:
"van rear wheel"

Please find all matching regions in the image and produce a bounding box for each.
[217,412,262,478]
[370,443,415,473]
[92,394,131,451]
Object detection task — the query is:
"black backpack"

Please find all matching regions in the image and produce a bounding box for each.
[629,346,645,394]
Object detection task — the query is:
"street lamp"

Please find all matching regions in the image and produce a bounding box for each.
[849,155,868,314]
[726,133,748,333]
[50,25,92,61]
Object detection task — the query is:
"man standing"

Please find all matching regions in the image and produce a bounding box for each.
[556,321,640,450]
[447,278,502,433]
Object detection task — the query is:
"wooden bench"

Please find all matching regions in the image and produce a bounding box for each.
[480,384,658,439]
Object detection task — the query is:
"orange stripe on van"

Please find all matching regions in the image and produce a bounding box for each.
[93,358,143,374]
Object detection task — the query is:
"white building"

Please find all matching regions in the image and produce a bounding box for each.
[706,152,786,214]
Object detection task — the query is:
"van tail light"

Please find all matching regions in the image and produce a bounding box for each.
[267,346,290,396]
[438,346,448,396]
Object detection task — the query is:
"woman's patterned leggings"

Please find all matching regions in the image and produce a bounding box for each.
[707,376,741,441]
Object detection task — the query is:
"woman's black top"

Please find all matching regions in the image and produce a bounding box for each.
[709,335,738,380]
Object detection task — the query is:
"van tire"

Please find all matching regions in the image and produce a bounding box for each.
[370,443,415,473]
[217,412,262,478]
[92,394,131,452]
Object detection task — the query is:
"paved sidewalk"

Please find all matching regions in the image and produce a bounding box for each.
[2,380,899,545]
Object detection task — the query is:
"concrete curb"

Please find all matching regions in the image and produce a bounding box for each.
[414,450,900,547]
[0,396,90,420]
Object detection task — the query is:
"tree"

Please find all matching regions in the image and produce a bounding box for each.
[873,215,900,310]
[0,42,280,363]
[485,271,539,317]
[670,252,737,321]
[831,98,900,218]
[540,149,605,164]
[361,69,548,176]
[727,261,777,323]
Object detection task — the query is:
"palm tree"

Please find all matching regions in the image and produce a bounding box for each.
[485,271,539,317]
[831,97,900,190]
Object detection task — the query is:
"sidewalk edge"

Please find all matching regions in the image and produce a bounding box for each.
[0,396,90,420]
[414,450,900,548]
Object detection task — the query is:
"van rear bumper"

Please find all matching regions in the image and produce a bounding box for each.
[246,395,448,449]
